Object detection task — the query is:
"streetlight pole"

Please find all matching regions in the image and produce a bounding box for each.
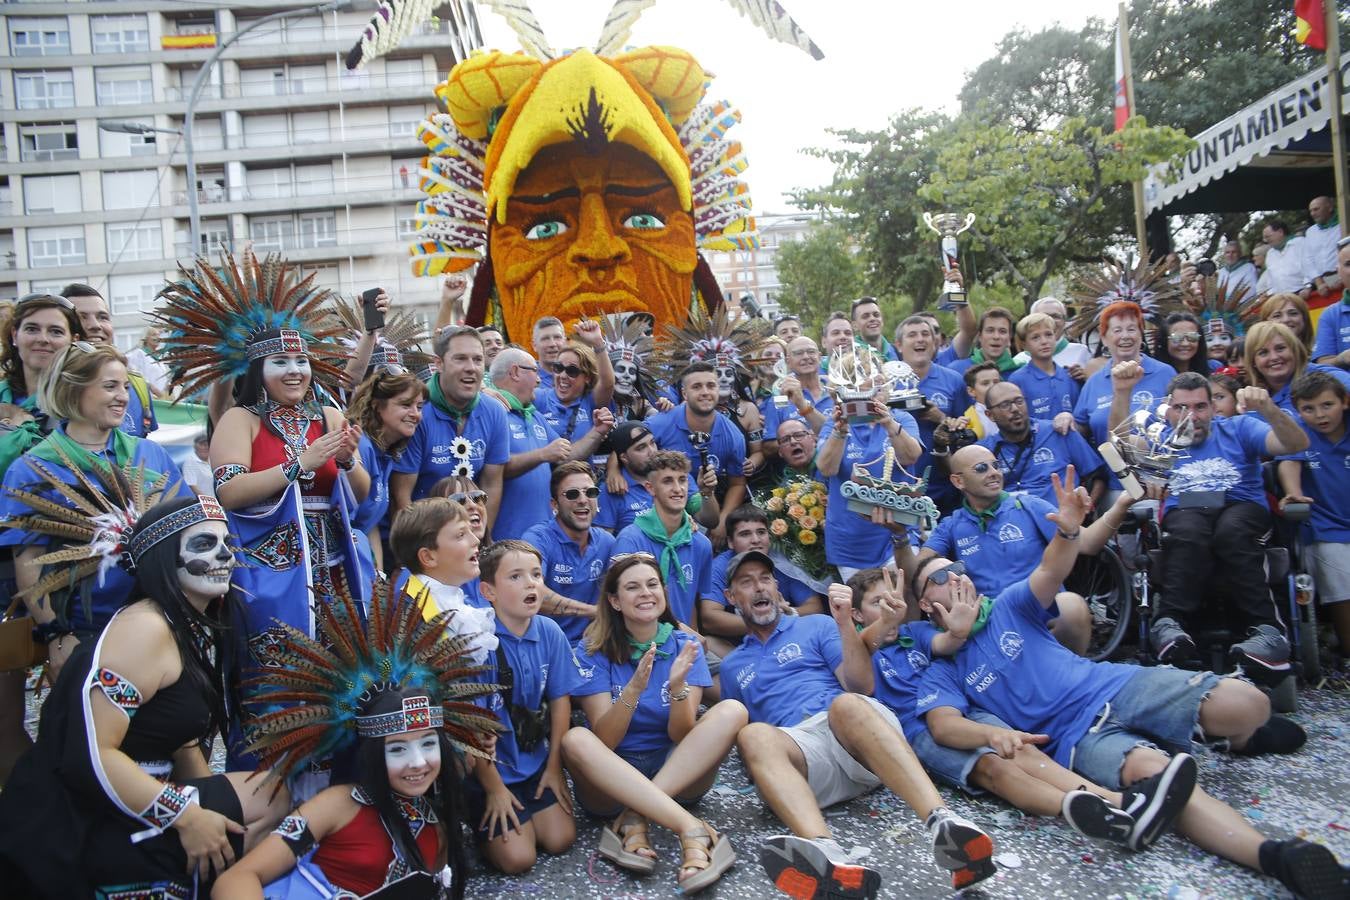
[183,0,350,254]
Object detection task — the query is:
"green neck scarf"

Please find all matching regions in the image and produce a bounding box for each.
[1053,336,1069,355]
[634,507,693,587]
[962,490,1011,531]
[501,388,536,425]
[1315,215,1340,231]
[970,347,1018,373]
[428,376,480,432]
[29,426,138,473]
[965,596,996,637]
[628,621,675,661]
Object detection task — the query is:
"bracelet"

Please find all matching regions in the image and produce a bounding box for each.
[669,685,691,702]
[1056,526,1081,541]
[131,782,199,843]
[335,455,355,471]
[616,690,638,710]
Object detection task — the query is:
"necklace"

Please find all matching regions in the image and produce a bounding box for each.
[266,402,317,482]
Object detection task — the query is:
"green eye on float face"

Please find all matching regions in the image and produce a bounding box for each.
[524,220,568,240]
[623,213,664,230]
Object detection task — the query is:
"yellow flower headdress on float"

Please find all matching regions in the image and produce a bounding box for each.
[344,0,822,344]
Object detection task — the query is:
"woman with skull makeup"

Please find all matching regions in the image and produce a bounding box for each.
[0,496,289,898]
[0,342,193,782]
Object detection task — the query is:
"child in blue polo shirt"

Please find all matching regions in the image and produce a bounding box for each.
[1009,312,1081,424]
[467,540,583,874]
[1280,370,1350,662]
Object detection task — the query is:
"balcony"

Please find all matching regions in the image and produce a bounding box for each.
[168,169,418,207]
[173,222,411,261]
[163,70,430,103]
[19,147,78,162]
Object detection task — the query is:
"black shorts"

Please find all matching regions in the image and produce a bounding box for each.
[464,765,562,842]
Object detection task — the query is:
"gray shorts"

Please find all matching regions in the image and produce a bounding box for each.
[1306,541,1350,605]
[780,695,902,809]
[909,710,1009,792]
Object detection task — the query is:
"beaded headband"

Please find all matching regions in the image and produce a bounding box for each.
[246,328,308,362]
[129,496,228,563]
[355,693,444,738]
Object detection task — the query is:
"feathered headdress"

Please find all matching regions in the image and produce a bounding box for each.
[1066,256,1185,339]
[0,444,173,608]
[602,314,659,404]
[326,294,437,381]
[150,249,350,399]
[1186,274,1261,338]
[654,304,772,394]
[243,579,502,790]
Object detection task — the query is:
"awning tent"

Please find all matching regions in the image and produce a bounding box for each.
[1144,61,1350,216]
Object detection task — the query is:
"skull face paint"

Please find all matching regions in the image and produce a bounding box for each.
[177,520,235,602]
[611,350,639,397]
[714,356,737,401]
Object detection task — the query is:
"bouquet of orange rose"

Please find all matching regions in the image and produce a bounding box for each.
[755,476,830,582]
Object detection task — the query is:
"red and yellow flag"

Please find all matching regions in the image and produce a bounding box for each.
[1295,0,1327,50]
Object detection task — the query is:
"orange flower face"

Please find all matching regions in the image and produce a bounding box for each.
[490,141,697,342]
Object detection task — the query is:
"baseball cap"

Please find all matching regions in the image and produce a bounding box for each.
[609,421,653,456]
[724,549,774,582]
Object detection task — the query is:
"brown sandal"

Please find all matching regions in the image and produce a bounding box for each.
[678,820,736,893]
[598,812,657,875]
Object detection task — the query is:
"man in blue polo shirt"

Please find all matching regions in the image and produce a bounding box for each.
[646,362,747,545]
[488,346,614,541]
[1149,373,1309,680]
[522,461,617,642]
[817,393,923,582]
[776,336,834,434]
[721,551,995,896]
[852,296,900,362]
[392,326,508,530]
[897,315,970,512]
[981,382,1104,505]
[612,451,714,629]
[910,466,1337,900]
[62,284,158,438]
[596,421,659,533]
[1312,240,1350,369]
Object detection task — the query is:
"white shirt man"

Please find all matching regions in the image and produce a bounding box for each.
[1261,221,1308,294]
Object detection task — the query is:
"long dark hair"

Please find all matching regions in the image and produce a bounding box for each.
[582,554,677,664]
[1154,313,1211,375]
[129,496,238,743]
[353,691,470,900]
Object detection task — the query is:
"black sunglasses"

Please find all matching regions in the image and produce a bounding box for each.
[918,560,966,595]
[559,486,600,501]
[966,461,996,475]
[548,361,586,378]
[17,292,75,310]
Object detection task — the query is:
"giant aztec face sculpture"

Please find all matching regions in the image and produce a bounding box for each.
[347,1,822,344]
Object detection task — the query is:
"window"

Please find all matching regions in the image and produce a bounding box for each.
[102,170,160,211]
[245,167,290,201]
[98,123,158,158]
[288,64,325,95]
[293,111,329,145]
[176,219,230,257]
[9,18,70,57]
[397,217,419,239]
[243,114,286,148]
[295,261,339,289]
[294,164,332,197]
[107,273,162,315]
[23,174,81,214]
[249,215,295,252]
[91,14,150,54]
[384,57,424,88]
[15,70,74,109]
[19,121,77,161]
[27,226,86,268]
[106,221,162,262]
[240,64,325,98]
[95,66,153,106]
[389,104,425,139]
[298,211,337,248]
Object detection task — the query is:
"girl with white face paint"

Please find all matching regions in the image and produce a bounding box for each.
[0,496,291,897]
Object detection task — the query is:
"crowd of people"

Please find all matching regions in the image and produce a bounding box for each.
[0,230,1347,900]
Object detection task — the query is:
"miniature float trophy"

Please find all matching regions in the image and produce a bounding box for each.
[841,446,940,530]
[826,346,889,422]
[883,360,926,412]
[1097,402,1196,501]
[923,212,976,310]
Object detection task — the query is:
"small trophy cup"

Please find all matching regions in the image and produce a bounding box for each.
[883,360,926,412]
[923,212,976,310]
[826,347,887,422]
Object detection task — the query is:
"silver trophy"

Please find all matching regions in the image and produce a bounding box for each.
[923,212,976,310]
[882,360,926,412]
[1098,402,1195,501]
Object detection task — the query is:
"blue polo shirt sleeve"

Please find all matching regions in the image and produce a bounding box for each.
[915,658,970,719]
[694,532,714,602]
[1313,305,1345,360]
[1020,493,1060,544]
[611,526,646,558]
[781,574,817,607]
[395,413,429,474]
[1063,429,1106,480]
[1233,413,1272,456]
[812,615,845,673]
[719,649,746,706]
[923,516,956,558]
[541,617,585,699]
[709,550,731,604]
[480,399,511,466]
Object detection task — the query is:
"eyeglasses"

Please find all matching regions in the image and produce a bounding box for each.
[1168,332,1201,344]
[921,561,966,593]
[516,363,538,373]
[548,362,585,378]
[988,396,1026,413]
[966,461,996,475]
[16,292,75,311]
[447,490,487,505]
[789,348,820,358]
[778,431,812,444]
[559,486,601,501]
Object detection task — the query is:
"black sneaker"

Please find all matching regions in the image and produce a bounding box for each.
[1150,617,1199,668]
[1118,753,1197,850]
[1234,715,1308,757]
[1228,624,1292,686]
[925,807,996,890]
[1061,789,1135,846]
[759,835,881,900]
[1265,838,1345,900]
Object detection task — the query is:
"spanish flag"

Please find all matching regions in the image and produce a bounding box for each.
[1295,0,1326,50]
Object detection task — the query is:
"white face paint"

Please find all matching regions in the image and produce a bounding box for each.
[263,352,312,402]
[612,354,638,396]
[714,363,736,400]
[176,520,234,602]
[384,728,442,797]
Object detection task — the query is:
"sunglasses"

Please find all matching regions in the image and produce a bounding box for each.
[17,292,75,311]
[548,361,586,378]
[612,551,658,564]
[447,490,487,505]
[920,560,966,593]
[71,340,98,354]
[559,486,600,501]
[966,461,996,475]
[373,363,409,377]
[1168,332,1202,344]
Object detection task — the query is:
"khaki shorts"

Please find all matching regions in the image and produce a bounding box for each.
[1306,541,1350,605]
[780,695,902,809]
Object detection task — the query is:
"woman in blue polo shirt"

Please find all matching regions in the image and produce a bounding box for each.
[1073,301,1177,446]
[347,368,427,577]
[1244,321,1350,419]
[563,553,744,889]
[535,337,614,454]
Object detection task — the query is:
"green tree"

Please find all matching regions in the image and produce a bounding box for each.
[920,117,1192,310]
[774,222,865,334]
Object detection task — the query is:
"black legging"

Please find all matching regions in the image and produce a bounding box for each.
[1158,500,1282,632]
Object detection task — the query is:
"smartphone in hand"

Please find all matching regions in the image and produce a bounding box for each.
[361,288,385,332]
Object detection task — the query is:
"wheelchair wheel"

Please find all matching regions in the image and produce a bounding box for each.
[1297,601,1322,684]
[1066,545,1132,662]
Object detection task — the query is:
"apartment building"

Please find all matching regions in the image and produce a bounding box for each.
[0,1,454,349]
[703,210,826,322]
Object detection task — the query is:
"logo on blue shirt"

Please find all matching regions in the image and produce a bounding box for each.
[774,642,803,665]
[998,631,1024,661]
[996,523,1026,543]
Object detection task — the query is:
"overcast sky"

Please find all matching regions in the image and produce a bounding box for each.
[476,0,1126,212]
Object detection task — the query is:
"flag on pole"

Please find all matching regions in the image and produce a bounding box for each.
[1295,0,1327,50]
[1114,19,1132,130]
